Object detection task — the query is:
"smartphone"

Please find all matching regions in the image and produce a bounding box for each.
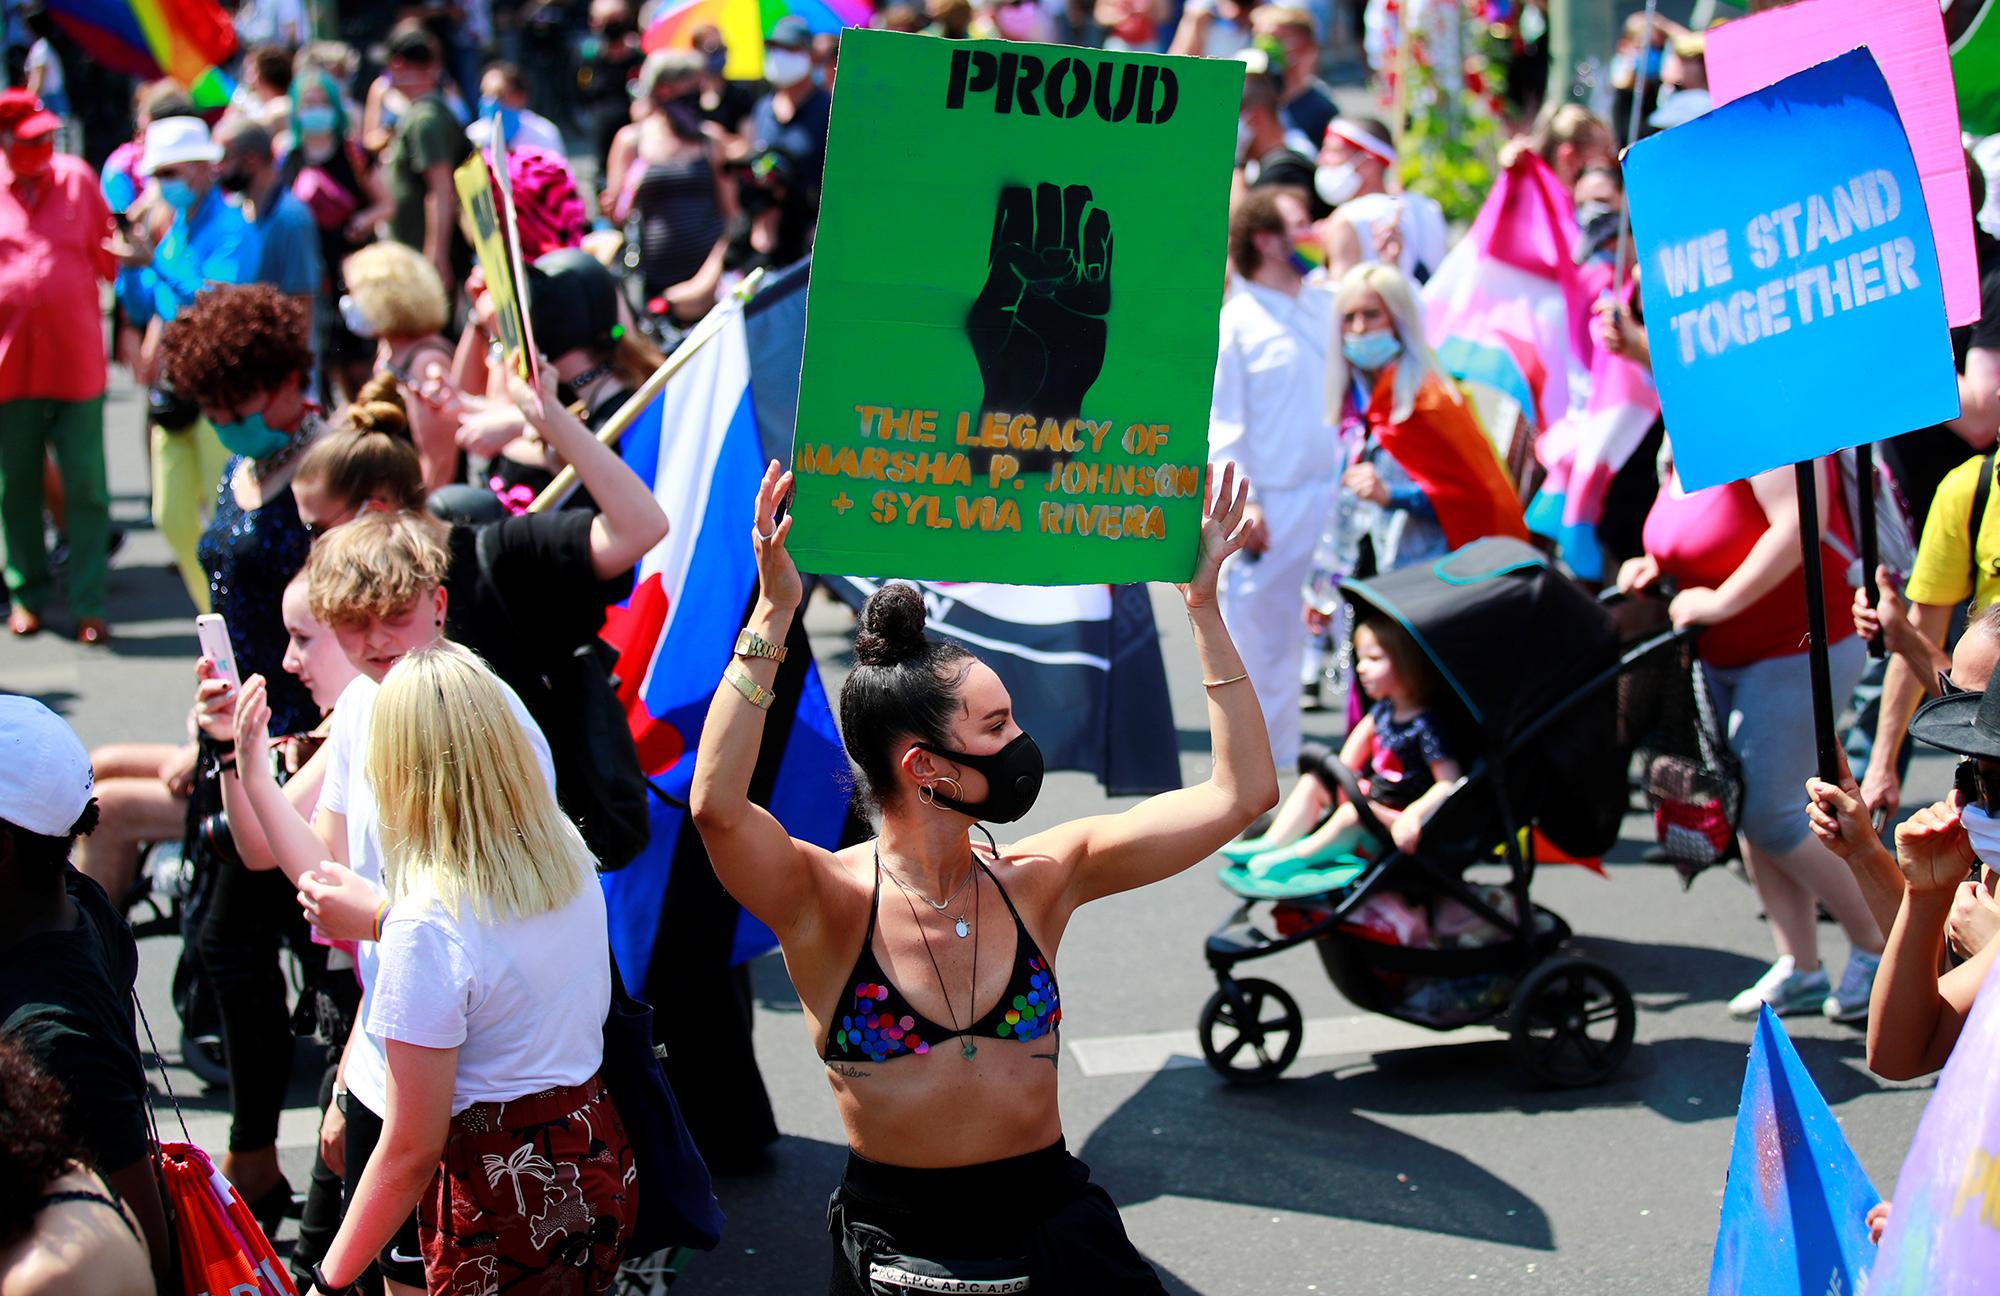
[196,613,239,688]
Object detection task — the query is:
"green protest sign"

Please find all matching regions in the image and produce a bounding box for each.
[787,30,1243,584]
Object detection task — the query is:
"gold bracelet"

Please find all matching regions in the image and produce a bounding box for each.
[1202,672,1250,688]
[727,668,776,710]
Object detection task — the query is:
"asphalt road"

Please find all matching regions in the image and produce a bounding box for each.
[0,369,1950,1295]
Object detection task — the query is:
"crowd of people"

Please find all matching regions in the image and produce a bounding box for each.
[2,0,2000,1290]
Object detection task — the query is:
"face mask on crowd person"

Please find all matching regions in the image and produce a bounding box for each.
[705,46,728,76]
[1343,328,1403,371]
[218,161,253,194]
[478,97,523,142]
[764,47,813,88]
[5,133,53,177]
[1315,161,1362,207]
[296,104,338,136]
[157,174,201,211]
[212,410,292,459]
[337,293,378,339]
[915,732,1045,823]
[1962,797,2000,868]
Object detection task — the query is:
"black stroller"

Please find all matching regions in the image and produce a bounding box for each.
[1197,538,1686,1088]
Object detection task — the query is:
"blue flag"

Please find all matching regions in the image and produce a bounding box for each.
[1709,1005,1881,1295]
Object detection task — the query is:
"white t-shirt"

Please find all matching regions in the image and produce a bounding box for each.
[1209,279,1340,494]
[1335,191,1449,284]
[318,671,556,1113]
[467,109,568,159]
[367,862,609,1112]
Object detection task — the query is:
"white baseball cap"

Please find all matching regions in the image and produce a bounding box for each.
[0,696,94,838]
[139,115,223,176]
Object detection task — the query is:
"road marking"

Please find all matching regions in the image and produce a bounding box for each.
[174,1103,326,1156]
[1067,1014,1507,1079]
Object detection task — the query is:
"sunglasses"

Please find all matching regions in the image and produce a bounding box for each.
[1955,758,2000,814]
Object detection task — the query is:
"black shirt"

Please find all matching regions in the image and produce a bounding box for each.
[1281,83,1339,152]
[1,870,150,1172]
[443,511,629,715]
[1882,229,2000,528]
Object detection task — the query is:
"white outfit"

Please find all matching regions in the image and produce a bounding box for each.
[318,673,555,1115]
[368,861,610,1113]
[1209,279,1339,771]
[1334,191,1448,283]
[232,0,306,47]
[468,110,568,158]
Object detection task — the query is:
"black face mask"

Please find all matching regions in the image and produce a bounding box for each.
[918,732,1044,823]
[218,166,252,194]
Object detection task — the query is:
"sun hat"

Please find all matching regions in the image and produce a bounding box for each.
[1909,684,2000,761]
[139,115,223,176]
[0,696,94,838]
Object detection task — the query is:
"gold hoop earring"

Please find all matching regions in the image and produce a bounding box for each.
[933,776,962,801]
[918,784,937,808]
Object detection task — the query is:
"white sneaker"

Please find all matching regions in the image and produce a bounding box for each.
[1822,949,1882,1024]
[1728,956,1831,1019]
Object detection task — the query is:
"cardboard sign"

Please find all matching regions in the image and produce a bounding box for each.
[1624,49,1958,491]
[454,145,534,382]
[1708,0,1979,326]
[1708,1007,1880,1296]
[786,30,1242,584]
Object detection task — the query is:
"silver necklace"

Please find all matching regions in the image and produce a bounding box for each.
[880,843,983,1060]
[878,850,974,938]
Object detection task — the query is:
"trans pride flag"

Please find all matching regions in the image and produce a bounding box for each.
[44,0,236,108]
[643,0,869,81]
[1422,151,1592,434]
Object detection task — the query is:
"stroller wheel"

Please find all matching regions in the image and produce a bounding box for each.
[1508,957,1635,1088]
[1198,978,1304,1084]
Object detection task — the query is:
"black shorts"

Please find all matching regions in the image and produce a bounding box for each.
[826,1139,1165,1295]
[341,1095,427,1287]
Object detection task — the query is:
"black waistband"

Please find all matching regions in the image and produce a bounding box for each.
[840,1138,1071,1212]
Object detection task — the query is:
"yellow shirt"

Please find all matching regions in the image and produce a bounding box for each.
[1907,453,2000,610]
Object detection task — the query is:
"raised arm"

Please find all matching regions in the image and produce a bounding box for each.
[231,673,343,880]
[507,364,669,578]
[1867,799,1996,1079]
[1046,463,1279,909]
[689,462,838,938]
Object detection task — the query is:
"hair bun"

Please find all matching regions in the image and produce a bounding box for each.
[345,372,411,439]
[854,582,930,668]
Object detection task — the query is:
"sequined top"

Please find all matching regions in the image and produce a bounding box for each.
[197,454,316,738]
[822,859,1061,1065]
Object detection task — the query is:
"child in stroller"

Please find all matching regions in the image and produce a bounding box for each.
[1221,614,1465,898]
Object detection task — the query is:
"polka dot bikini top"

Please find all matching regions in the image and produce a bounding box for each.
[821,859,1062,1064]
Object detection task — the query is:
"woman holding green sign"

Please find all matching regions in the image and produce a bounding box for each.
[691,460,1277,1293]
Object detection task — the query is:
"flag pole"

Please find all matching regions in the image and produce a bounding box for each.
[1855,443,1884,658]
[1609,0,1658,303]
[1795,458,1845,784]
[528,267,768,515]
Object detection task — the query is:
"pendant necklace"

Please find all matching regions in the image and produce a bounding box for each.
[878,847,975,938]
[881,842,981,1060]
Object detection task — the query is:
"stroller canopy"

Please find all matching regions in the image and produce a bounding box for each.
[1343,538,1618,746]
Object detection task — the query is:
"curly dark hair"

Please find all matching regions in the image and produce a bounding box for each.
[0,1038,80,1237]
[157,284,313,413]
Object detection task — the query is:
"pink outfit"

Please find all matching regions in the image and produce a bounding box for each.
[0,154,114,403]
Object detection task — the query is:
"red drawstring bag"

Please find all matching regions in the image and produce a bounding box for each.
[134,994,297,1296]
[155,1143,297,1296]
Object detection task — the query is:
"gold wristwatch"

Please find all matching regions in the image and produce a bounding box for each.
[727,669,776,710]
[734,628,787,663]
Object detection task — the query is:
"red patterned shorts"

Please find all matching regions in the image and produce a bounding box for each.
[421,1074,638,1295]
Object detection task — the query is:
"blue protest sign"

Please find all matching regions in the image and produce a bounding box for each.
[1625,47,1959,491]
[1709,1006,1881,1296]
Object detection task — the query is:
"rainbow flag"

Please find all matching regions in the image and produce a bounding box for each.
[643,0,869,82]
[45,0,237,108]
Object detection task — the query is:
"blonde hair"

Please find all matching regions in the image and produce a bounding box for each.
[1326,261,1457,424]
[367,643,588,922]
[342,242,449,340]
[305,509,451,628]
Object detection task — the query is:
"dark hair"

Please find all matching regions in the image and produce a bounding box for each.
[1355,613,1437,707]
[0,1038,79,1237]
[0,799,100,877]
[137,80,198,125]
[838,583,973,809]
[1968,148,1988,224]
[247,44,293,94]
[1576,162,1624,192]
[1227,188,1294,276]
[387,21,442,66]
[295,372,426,512]
[157,285,312,413]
